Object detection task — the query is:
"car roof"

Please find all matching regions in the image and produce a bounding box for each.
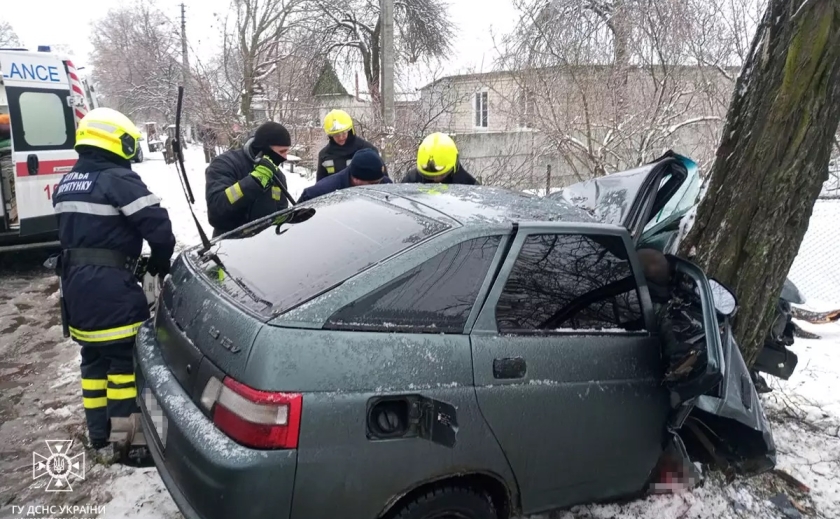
[355,183,599,228]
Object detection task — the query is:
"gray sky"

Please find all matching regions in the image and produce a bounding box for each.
[3,0,519,91]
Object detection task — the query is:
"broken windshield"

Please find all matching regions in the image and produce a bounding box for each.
[644,157,701,232]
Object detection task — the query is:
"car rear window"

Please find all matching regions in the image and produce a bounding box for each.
[189,194,451,316]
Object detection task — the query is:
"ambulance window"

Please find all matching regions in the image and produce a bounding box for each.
[19,92,68,146]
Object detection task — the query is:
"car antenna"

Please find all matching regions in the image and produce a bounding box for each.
[172,85,213,255]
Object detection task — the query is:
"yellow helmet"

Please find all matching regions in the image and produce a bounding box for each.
[323,109,353,136]
[75,107,141,160]
[417,132,458,177]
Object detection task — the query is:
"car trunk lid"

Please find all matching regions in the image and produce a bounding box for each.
[155,254,264,396]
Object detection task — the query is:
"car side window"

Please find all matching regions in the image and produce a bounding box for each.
[18,91,70,147]
[495,233,643,332]
[325,235,502,333]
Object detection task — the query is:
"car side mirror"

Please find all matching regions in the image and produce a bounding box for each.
[709,278,737,317]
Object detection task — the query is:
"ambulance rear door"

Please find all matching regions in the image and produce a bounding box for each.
[0,51,77,237]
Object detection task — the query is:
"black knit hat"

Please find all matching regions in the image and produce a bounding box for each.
[252,121,291,149]
[348,149,385,181]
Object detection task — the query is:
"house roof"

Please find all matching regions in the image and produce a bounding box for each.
[418,64,742,91]
[312,61,350,97]
[418,70,515,91]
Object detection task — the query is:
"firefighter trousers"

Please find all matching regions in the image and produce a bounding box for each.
[79,341,139,446]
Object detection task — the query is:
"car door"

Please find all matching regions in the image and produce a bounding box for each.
[1,52,77,236]
[469,222,670,515]
[661,257,727,428]
[667,266,776,475]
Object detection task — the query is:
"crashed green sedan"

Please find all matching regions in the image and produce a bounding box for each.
[135,151,775,519]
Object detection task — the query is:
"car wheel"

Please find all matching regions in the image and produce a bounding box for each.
[390,486,497,519]
[134,147,144,163]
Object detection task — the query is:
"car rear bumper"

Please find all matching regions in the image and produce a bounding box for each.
[134,321,298,519]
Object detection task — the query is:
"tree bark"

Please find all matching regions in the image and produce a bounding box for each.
[679,0,840,365]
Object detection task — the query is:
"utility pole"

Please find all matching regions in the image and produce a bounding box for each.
[380,0,395,131]
[180,2,190,141]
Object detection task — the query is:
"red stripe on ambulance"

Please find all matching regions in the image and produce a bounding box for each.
[15,159,77,177]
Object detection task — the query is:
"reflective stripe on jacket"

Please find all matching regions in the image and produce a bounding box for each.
[52,150,176,347]
[205,145,290,237]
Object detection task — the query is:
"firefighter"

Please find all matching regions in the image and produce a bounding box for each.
[51,107,175,463]
[298,148,391,203]
[315,109,378,182]
[206,121,292,237]
[401,132,480,185]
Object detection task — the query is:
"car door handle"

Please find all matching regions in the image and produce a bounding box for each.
[493,357,526,379]
[27,154,39,176]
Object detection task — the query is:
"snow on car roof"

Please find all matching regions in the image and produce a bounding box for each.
[357,183,599,226]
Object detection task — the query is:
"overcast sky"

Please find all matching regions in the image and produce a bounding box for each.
[3,0,519,92]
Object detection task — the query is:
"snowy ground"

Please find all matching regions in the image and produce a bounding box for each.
[0,143,838,519]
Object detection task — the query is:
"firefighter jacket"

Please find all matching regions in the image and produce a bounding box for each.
[315,131,378,182]
[205,144,290,237]
[400,162,480,185]
[52,150,176,347]
[298,167,392,204]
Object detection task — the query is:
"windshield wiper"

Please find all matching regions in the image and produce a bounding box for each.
[204,251,274,310]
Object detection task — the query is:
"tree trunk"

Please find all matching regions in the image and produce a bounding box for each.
[609,0,631,121]
[366,17,383,107]
[678,0,840,365]
[241,58,254,127]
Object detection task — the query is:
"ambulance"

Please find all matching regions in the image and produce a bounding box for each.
[0,47,99,252]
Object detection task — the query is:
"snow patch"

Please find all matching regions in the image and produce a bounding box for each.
[96,467,181,519]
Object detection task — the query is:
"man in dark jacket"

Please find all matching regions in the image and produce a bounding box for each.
[206,121,292,237]
[401,132,480,185]
[299,148,391,203]
[51,107,175,463]
[316,109,378,181]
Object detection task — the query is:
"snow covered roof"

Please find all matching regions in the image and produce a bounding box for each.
[419,64,743,91]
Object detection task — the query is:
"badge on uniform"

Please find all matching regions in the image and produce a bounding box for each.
[54,171,101,197]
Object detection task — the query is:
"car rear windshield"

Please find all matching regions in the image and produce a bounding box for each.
[188,194,451,317]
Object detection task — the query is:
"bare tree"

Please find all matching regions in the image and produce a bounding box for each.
[188,54,245,152]
[313,0,455,105]
[679,0,840,364]
[261,40,326,126]
[494,0,747,179]
[219,0,313,127]
[0,21,22,48]
[89,4,182,123]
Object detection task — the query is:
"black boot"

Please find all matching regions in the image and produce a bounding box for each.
[121,445,155,467]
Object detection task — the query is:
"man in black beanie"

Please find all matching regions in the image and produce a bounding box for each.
[297,148,391,204]
[205,121,293,236]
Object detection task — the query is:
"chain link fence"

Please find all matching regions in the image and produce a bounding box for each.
[787,170,840,312]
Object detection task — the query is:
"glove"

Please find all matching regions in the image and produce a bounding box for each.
[250,157,278,188]
[146,255,171,278]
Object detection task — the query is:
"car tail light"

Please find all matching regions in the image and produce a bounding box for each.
[200,376,302,449]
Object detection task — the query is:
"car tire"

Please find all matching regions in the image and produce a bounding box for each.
[134,147,144,163]
[390,486,497,519]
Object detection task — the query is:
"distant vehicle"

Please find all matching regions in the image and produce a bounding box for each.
[0,46,98,252]
[135,152,774,519]
[144,122,165,153]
